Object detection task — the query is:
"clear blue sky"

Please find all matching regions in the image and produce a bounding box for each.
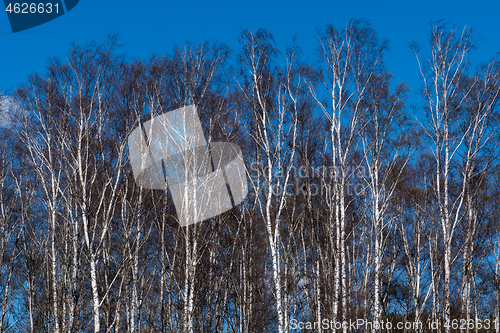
[1,0,500,97]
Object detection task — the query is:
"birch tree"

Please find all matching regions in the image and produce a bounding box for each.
[358,69,411,329]
[413,22,474,332]
[18,36,128,332]
[311,19,388,329]
[456,57,500,329]
[237,29,305,332]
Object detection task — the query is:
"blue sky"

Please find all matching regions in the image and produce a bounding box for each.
[1,0,500,98]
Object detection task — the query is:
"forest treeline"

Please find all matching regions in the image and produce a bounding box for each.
[1,19,500,333]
